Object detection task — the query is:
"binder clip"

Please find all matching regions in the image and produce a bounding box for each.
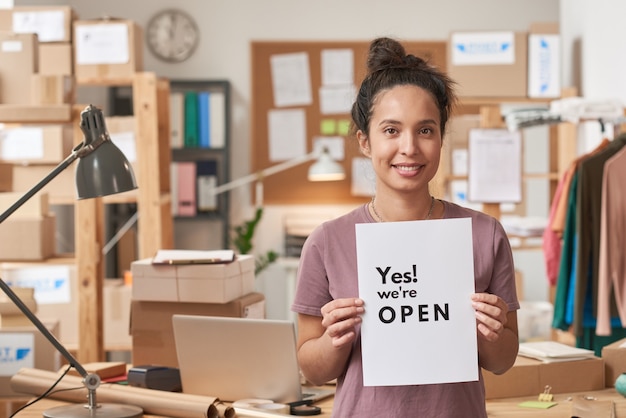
[538,385,553,402]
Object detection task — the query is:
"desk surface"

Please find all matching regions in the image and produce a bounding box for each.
[11,389,626,417]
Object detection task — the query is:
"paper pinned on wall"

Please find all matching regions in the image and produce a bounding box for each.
[270,52,312,107]
[267,108,307,162]
[321,48,354,86]
[319,84,356,115]
[351,157,375,197]
[468,128,522,203]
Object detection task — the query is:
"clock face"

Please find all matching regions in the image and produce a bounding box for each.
[146,9,199,63]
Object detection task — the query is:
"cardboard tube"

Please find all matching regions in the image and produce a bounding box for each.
[11,368,235,418]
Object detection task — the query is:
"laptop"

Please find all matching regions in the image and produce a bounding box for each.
[172,314,335,403]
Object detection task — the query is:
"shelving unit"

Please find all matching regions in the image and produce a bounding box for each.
[73,72,173,361]
[169,79,231,249]
[0,73,173,362]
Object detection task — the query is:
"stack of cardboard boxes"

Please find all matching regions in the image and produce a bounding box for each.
[129,254,265,368]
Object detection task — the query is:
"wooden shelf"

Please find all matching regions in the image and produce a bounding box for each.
[0,104,72,123]
[76,77,134,86]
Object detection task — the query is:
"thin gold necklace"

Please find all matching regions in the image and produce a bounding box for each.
[370,195,435,222]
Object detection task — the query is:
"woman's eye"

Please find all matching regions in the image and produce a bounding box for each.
[384,127,398,135]
[420,127,432,135]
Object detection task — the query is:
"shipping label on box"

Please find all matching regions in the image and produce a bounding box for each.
[0,124,73,164]
[528,34,561,98]
[451,32,515,66]
[74,19,143,82]
[1,263,78,345]
[448,31,527,97]
[0,321,61,396]
[0,333,34,376]
[0,33,38,105]
[9,6,75,43]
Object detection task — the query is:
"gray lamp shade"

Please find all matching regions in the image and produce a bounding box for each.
[75,140,137,199]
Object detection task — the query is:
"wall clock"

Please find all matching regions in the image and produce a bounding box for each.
[146,8,200,63]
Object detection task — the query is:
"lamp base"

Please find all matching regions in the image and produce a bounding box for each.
[43,403,143,418]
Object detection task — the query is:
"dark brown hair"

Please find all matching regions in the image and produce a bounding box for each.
[351,37,457,137]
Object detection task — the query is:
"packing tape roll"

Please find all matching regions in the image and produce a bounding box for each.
[254,402,290,414]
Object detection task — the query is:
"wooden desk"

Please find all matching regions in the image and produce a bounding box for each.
[12,389,626,417]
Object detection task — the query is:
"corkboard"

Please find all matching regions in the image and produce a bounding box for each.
[251,40,447,205]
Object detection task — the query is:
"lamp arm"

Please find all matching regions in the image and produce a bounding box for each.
[0,279,89,378]
[0,143,95,381]
[0,148,80,224]
[210,152,316,196]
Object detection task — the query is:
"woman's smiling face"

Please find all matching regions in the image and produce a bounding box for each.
[358,84,442,197]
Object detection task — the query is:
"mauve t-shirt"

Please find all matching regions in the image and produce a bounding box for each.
[292,200,519,418]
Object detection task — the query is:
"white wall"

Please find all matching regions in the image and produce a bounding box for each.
[18,0,561,312]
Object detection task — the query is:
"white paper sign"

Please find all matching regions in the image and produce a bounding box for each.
[109,131,136,162]
[451,32,515,66]
[356,218,478,386]
[0,333,34,376]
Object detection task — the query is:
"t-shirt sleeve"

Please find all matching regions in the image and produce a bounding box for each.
[490,219,520,311]
[291,224,333,317]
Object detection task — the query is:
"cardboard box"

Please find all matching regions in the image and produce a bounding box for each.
[0,104,72,123]
[177,254,255,303]
[74,19,143,83]
[0,320,61,396]
[483,355,605,399]
[131,254,255,303]
[448,31,528,97]
[0,192,48,219]
[0,262,78,346]
[527,22,561,98]
[0,6,75,43]
[0,124,73,164]
[130,259,178,302]
[0,163,11,192]
[38,43,73,75]
[0,215,55,260]
[105,116,138,182]
[12,164,75,201]
[601,338,626,388]
[30,74,74,105]
[0,33,38,105]
[103,279,132,349]
[130,292,266,368]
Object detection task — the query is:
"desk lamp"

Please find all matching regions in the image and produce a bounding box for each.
[211,147,345,206]
[0,105,143,417]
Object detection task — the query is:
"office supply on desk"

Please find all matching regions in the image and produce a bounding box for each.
[152,249,235,265]
[127,366,182,392]
[0,105,142,418]
[518,341,596,363]
[172,315,335,403]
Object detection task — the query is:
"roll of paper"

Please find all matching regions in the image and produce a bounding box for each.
[10,368,235,418]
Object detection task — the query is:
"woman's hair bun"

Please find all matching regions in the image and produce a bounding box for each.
[366,37,426,74]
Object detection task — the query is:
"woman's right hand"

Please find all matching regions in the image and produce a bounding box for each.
[320,298,365,348]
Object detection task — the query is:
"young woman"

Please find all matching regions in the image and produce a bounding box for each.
[291,37,519,417]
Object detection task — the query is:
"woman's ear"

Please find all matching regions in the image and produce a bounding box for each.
[357,130,371,158]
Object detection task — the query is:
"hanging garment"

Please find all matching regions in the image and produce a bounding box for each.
[596,145,626,335]
[573,134,626,336]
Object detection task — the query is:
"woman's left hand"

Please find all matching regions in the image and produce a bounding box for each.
[471,293,509,342]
